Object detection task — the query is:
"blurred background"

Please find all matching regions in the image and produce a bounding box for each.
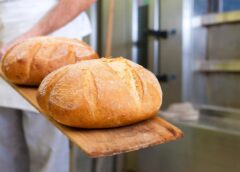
[1,0,240,171]
[75,0,240,171]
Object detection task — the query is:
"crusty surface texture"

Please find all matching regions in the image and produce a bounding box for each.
[1,37,99,85]
[37,57,162,128]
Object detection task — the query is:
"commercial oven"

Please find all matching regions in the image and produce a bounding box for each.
[126,0,240,172]
[96,0,183,109]
[79,0,240,172]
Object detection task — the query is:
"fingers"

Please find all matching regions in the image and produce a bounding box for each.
[0,47,7,60]
[0,49,4,60]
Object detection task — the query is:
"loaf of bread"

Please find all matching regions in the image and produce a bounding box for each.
[1,37,99,85]
[37,57,162,128]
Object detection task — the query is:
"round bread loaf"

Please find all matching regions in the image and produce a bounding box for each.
[37,57,162,128]
[1,37,98,85]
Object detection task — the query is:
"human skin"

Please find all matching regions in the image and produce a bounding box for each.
[0,0,96,57]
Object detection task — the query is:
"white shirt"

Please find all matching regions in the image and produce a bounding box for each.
[0,0,92,111]
[0,0,92,44]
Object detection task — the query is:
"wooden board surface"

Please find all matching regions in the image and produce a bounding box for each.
[0,69,183,157]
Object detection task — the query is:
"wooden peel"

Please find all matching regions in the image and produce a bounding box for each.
[0,68,183,157]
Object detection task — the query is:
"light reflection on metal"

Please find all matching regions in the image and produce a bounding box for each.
[193,10,240,27]
[195,59,240,72]
[131,0,139,63]
[89,3,98,51]
[197,104,240,120]
[152,0,160,74]
[218,0,223,12]
[182,0,194,101]
[147,0,160,74]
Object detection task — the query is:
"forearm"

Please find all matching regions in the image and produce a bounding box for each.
[0,0,96,56]
[22,0,96,37]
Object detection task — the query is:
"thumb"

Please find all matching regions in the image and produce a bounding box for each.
[0,46,10,60]
[0,49,4,60]
[2,45,9,54]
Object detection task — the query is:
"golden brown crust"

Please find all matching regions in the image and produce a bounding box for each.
[1,37,99,85]
[37,57,162,128]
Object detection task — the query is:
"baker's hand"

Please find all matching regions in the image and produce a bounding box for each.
[0,46,6,60]
[0,43,12,60]
[0,45,8,57]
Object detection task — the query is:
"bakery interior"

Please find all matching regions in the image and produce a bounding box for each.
[1,0,240,172]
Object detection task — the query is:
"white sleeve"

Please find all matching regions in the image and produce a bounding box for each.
[50,12,92,40]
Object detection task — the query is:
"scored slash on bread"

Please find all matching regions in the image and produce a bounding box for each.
[37,57,162,128]
[0,37,183,156]
[0,64,183,157]
[1,37,99,86]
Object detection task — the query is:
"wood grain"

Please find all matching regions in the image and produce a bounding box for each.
[105,0,115,57]
[0,68,183,157]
